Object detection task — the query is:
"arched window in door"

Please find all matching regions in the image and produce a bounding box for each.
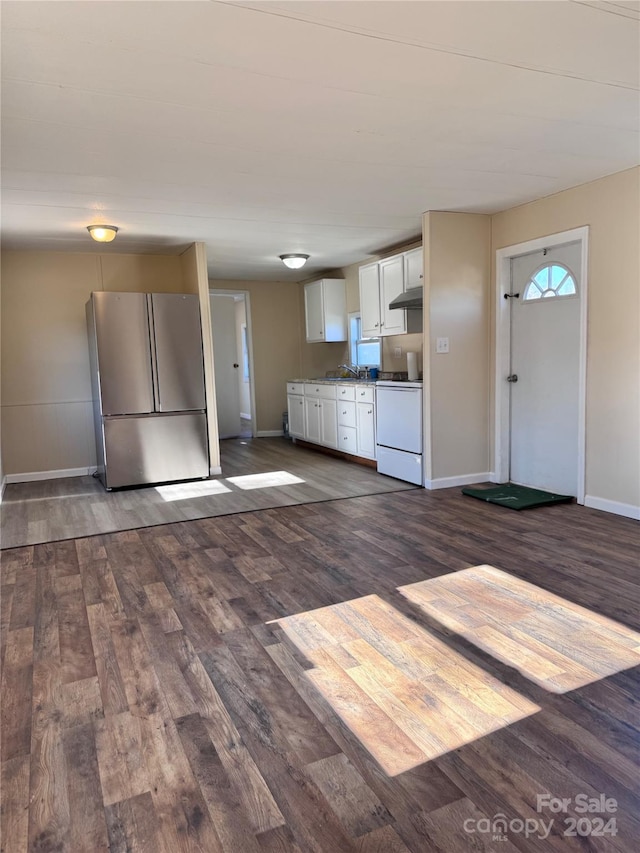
[523,263,577,301]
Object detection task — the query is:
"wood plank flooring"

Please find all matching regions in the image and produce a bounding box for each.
[398,565,640,692]
[276,592,541,775]
[1,487,639,852]
[0,438,415,550]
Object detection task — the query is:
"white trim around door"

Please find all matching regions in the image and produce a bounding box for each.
[494,226,589,504]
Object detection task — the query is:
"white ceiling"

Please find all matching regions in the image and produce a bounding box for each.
[1,0,639,280]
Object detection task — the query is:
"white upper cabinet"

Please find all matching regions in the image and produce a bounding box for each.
[379,256,406,336]
[304,279,347,342]
[404,247,424,289]
[359,263,381,338]
[359,247,422,338]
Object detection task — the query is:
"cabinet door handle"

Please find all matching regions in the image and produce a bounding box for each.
[342,410,347,415]
[374,322,379,327]
[368,409,372,414]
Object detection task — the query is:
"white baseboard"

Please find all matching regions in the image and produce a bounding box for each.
[424,472,491,490]
[240,412,251,420]
[584,495,640,521]
[209,466,222,476]
[256,430,284,437]
[5,466,93,484]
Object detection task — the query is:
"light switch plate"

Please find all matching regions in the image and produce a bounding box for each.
[393,346,402,358]
[436,337,449,353]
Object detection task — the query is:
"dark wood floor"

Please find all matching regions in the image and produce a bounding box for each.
[0,438,415,550]
[1,487,639,852]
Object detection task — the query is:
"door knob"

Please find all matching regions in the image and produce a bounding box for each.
[507,374,518,383]
[233,363,239,368]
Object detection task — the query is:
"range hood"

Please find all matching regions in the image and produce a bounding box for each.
[388,286,423,310]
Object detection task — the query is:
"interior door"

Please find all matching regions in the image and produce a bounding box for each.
[209,294,242,438]
[509,241,581,495]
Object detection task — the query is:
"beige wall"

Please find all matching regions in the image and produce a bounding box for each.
[209,279,302,433]
[181,243,220,473]
[381,334,424,374]
[1,250,186,476]
[424,212,491,482]
[0,286,4,494]
[491,167,640,510]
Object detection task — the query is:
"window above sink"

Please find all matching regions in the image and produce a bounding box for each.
[349,312,381,369]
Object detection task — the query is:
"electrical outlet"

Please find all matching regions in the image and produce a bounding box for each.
[436,337,449,354]
[393,346,402,358]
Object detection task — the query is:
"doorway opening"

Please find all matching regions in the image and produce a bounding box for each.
[209,290,256,440]
[494,227,589,503]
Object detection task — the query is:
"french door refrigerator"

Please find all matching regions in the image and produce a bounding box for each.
[86,292,209,489]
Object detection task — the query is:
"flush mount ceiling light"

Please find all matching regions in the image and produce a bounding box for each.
[279,253,309,270]
[87,224,118,243]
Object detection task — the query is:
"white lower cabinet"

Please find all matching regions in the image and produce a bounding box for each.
[319,398,338,448]
[287,394,305,438]
[303,396,337,448]
[338,425,358,454]
[356,402,376,458]
[338,400,356,428]
[289,381,376,461]
[338,399,357,454]
[304,397,322,444]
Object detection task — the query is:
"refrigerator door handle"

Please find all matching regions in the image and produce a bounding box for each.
[147,295,161,412]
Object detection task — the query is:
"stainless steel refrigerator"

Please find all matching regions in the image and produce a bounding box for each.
[86,291,209,489]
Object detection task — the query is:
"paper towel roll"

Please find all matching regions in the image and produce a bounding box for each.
[407,351,418,381]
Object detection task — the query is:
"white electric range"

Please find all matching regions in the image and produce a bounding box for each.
[375,380,423,485]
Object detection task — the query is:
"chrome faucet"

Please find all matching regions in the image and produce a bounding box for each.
[339,363,359,378]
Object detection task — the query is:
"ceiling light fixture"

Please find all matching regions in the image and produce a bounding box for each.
[279,253,309,270]
[87,224,119,243]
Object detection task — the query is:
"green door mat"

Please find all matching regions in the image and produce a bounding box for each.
[462,483,573,510]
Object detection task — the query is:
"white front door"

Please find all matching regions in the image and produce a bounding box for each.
[509,241,581,495]
[210,294,242,439]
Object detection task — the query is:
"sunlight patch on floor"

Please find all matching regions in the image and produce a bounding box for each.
[155,480,231,501]
[275,594,539,776]
[398,565,640,693]
[226,471,305,490]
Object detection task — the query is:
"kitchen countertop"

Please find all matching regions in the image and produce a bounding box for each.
[288,377,378,386]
